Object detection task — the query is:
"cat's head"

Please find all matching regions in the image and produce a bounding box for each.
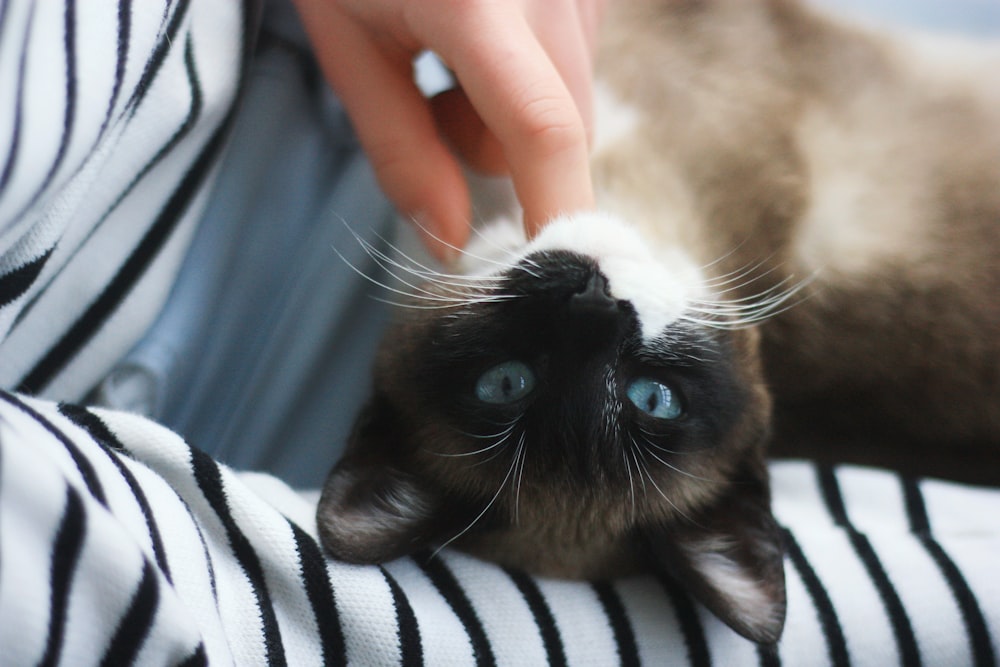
[318,212,786,644]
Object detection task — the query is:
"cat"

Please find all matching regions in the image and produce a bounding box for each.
[316,0,1000,645]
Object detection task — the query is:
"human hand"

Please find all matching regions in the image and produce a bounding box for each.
[292,0,604,259]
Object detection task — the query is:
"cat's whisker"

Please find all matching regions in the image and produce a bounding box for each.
[338,219,463,285]
[629,446,648,501]
[335,243,517,308]
[474,441,519,468]
[357,240,484,290]
[466,221,538,272]
[332,245,447,302]
[692,275,794,313]
[339,222,545,309]
[432,443,522,558]
[357,233,508,291]
[635,430,683,454]
[697,238,752,273]
[512,432,527,526]
[622,444,637,523]
[510,259,544,280]
[681,272,816,329]
[369,256,478,302]
[368,285,510,306]
[692,260,798,311]
[370,295,523,311]
[699,253,778,289]
[632,444,698,525]
[694,274,800,306]
[432,428,517,459]
[408,215,542,277]
[731,280,816,325]
[637,435,720,484]
[462,220,544,274]
[338,221,517,310]
[455,418,521,440]
[362,225,506,284]
[352,235,503,303]
[640,335,716,365]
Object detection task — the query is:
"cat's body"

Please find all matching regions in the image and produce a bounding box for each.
[592,0,1000,481]
[318,0,1000,644]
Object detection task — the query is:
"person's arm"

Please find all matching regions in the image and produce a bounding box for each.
[291,0,604,258]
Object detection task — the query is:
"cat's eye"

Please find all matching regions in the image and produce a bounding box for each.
[475,361,536,404]
[626,377,683,419]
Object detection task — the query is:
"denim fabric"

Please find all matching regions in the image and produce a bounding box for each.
[95,7,402,487]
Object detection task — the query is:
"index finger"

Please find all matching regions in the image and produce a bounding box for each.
[404,3,595,237]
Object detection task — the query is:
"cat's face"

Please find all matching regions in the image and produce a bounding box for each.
[318,213,786,644]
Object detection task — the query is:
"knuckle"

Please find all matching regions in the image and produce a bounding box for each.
[512,94,588,158]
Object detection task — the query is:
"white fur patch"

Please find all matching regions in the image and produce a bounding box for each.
[522,213,703,340]
[461,213,705,340]
[683,538,784,633]
[694,550,774,612]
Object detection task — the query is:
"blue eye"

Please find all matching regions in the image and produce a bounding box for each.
[626,378,683,419]
[475,361,536,404]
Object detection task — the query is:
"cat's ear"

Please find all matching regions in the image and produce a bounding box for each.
[317,458,448,563]
[639,459,786,644]
[316,395,459,563]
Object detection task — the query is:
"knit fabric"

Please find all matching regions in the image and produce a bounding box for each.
[2,394,997,666]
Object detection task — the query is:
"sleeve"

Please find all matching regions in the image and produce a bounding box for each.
[2,391,998,666]
[0,0,257,401]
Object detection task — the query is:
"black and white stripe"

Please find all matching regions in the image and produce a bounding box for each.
[382,566,424,666]
[817,466,920,666]
[783,527,850,667]
[505,567,568,666]
[0,0,256,400]
[2,395,1000,665]
[902,478,997,667]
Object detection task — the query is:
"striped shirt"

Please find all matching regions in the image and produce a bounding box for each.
[0,0,255,400]
[2,392,999,665]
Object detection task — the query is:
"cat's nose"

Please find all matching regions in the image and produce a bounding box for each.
[569,271,618,314]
